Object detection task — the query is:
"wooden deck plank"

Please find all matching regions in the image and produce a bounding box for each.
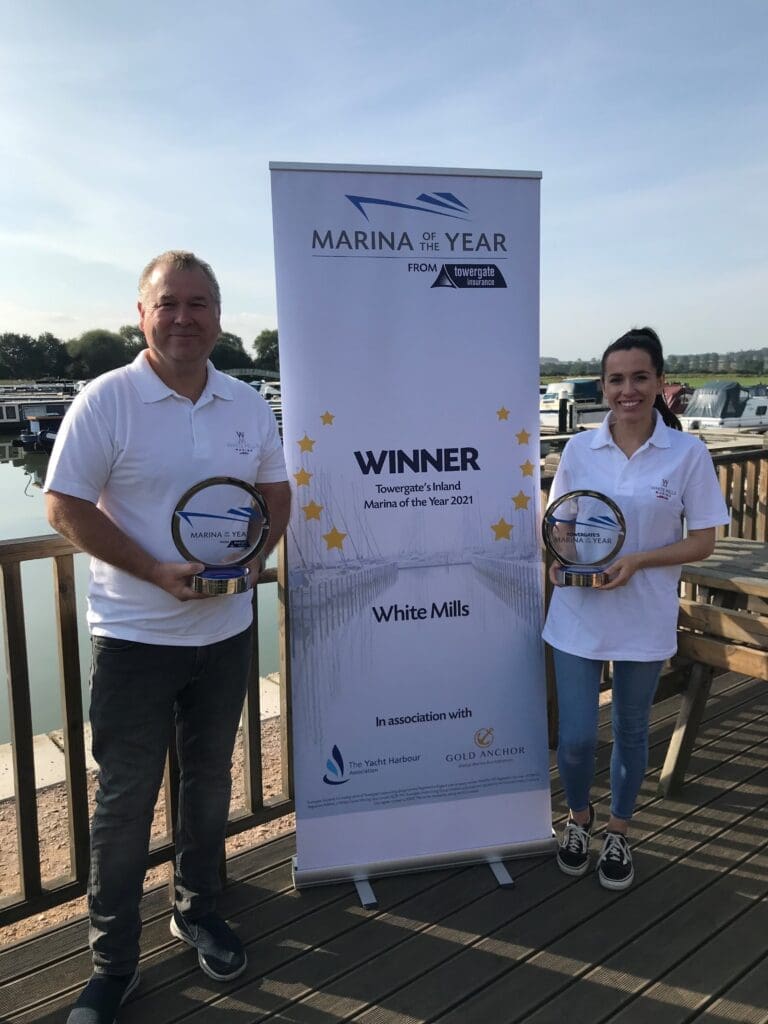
[0,834,296,985]
[178,688,768,1024]
[4,677,761,1024]
[603,892,768,1022]
[696,956,768,1024]
[348,729,768,1024]
[2,676,766,1024]
[409,700,768,1024]
[118,865,475,1024]
[2,853,310,1017]
[520,816,768,1022]
[140,862,519,1024]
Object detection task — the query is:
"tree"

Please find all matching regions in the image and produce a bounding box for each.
[34,332,69,378]
[67,330,132,378]
[119,324,146,359]
[210,332,253,371]
[253,329,279,373]
[0,333,36,378]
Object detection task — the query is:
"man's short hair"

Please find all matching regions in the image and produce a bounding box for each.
[139,251,221,310]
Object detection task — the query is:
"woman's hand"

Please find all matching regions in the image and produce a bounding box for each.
[548,560,565,587]
[601,553,644,590]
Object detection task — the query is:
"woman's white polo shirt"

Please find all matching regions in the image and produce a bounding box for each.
[542,413,728,661]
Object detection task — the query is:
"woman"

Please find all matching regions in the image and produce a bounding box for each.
[542,328,728,890]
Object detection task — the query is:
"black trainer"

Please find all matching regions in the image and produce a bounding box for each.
[597,830,634,890]
[556,803,595,877]
[66,968,140,1024]
[170,908,247,981]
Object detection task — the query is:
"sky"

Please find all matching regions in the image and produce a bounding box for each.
[0,0,766,361]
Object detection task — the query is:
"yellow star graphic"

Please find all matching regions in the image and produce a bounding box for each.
[491,517,513,540]
[516,428,531,445]
[512,490,530,510]
[520,460,535,477]
[322,526,347,550]
[302,500,323,520]
[293,468,312,487]
[497,406,510,421]
[320,411,334,426]
[298,434,316,453]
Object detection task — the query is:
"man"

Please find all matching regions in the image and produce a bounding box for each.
[45,252,291,1024]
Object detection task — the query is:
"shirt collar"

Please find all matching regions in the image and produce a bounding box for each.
[590,409,670,450]
[127,350,235,404]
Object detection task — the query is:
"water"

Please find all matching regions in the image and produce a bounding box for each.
[0,442,279,744]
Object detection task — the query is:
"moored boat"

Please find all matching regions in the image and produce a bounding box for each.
[0,388,74,432]
[678,380,768,432]
[13,410,66,453]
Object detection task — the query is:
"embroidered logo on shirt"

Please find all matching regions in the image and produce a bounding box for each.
[227,431,256,455]
[653,478,676,501]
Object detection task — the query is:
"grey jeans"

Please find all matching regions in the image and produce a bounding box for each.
[87,626,251,974]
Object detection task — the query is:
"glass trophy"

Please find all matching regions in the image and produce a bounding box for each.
[542,489,626,588]
[172,477,270,595]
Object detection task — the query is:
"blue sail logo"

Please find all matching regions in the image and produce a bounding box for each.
[322,745,350,786]
[346,192,470,222]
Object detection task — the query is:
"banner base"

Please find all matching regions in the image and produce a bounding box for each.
[291,836,556,892]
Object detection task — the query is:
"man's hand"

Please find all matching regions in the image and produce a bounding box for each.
[240,553,265,588]
[147,561,209,601]
[46,491,213,602]
[548,560,565,586]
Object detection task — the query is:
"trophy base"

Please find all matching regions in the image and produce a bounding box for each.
[192,567,250,596]
[556,568,611,588]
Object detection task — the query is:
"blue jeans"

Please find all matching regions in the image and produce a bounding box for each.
[87,627,251,975]
[553,648,663,822]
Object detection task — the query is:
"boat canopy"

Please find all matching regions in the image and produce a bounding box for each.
[662,383,693,414]
[683,381,749,420]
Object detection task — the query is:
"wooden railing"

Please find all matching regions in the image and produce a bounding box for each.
[0,541,293,927]
[2,444,767,927]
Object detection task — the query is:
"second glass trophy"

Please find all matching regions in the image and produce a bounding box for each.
[172,477,270,596]
[542,489,626,588]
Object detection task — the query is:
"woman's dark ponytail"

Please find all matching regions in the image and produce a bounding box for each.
[654,393,682,431]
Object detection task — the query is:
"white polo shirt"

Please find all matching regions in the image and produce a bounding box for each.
[44,352,287,645]
[542,412,728,661]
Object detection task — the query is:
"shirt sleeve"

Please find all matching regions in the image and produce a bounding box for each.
[682,441,730,530]
[43,389,115,504]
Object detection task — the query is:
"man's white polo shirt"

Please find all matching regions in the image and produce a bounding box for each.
[542,412,728,662]
[44,352,287,645]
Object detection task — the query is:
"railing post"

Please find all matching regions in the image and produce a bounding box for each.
[1,562,42,904]
[242,587,264,813]
[52,553,90,884]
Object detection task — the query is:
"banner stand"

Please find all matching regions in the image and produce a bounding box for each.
[271,162,554,894]
[291,835,555,902]
[292,847,530,909]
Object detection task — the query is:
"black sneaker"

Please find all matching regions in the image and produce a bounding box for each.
[597,830,635,890]
[66,968,140,1024]
[170,908,247,981]
[556,803,595,877]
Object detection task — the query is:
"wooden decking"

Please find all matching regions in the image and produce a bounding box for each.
[2,672,767,1024]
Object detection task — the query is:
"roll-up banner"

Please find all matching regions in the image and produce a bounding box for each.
[270,163,553,887]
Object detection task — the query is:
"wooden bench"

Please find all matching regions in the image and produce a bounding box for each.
[658,538,768,795]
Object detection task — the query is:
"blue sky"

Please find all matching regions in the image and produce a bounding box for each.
[0,0,766,359]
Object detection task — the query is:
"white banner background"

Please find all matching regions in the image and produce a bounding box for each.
[271,163,552,883]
